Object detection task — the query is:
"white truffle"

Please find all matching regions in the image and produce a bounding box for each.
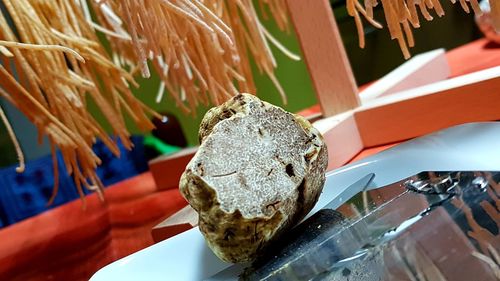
[179,94,328,263]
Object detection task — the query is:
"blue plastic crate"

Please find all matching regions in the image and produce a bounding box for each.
[0,153,78,225]
[92,135,147,187]
[0,211,5,228]
[129,135,148,174]
[0,135,148,227]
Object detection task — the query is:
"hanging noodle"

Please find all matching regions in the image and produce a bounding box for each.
[347,0,493,58]
[87,0,295,110]
[0,0,155,195]
[0,0,296,200]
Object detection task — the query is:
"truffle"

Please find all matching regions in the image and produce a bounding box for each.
[179,94,328,263]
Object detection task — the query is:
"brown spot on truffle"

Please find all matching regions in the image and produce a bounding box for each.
[285,164,295,177]
[197,162,205,176]
[238,173,248,189]
[223,228,235,241]
[211,171,237,178]
[265,201,281,212]
[294,179,308,219]
[267,168,274,177]
[304,150,317,163]
[220,109,233,120]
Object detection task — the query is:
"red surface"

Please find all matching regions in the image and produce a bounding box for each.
[0,39,499,281]
[446,39,500,77]
[0,173,187,281]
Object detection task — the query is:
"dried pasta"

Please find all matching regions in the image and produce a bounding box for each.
[87,0,295,110]
[0,0,154,197]
[347,0,494,58]
[0,0,294,199]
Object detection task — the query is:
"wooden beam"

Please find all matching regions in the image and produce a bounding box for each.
[355,66,500,147]
[286,0,359,117]
[313,112,363,170]
[151,205,198,243]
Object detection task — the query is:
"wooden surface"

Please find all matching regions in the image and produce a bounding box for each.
[313,112,364,171]
[446,39,500,77]
[151,204,197,242]
[286,0,359,117]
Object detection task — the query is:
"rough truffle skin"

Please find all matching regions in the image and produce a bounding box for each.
[179,94,328,263]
